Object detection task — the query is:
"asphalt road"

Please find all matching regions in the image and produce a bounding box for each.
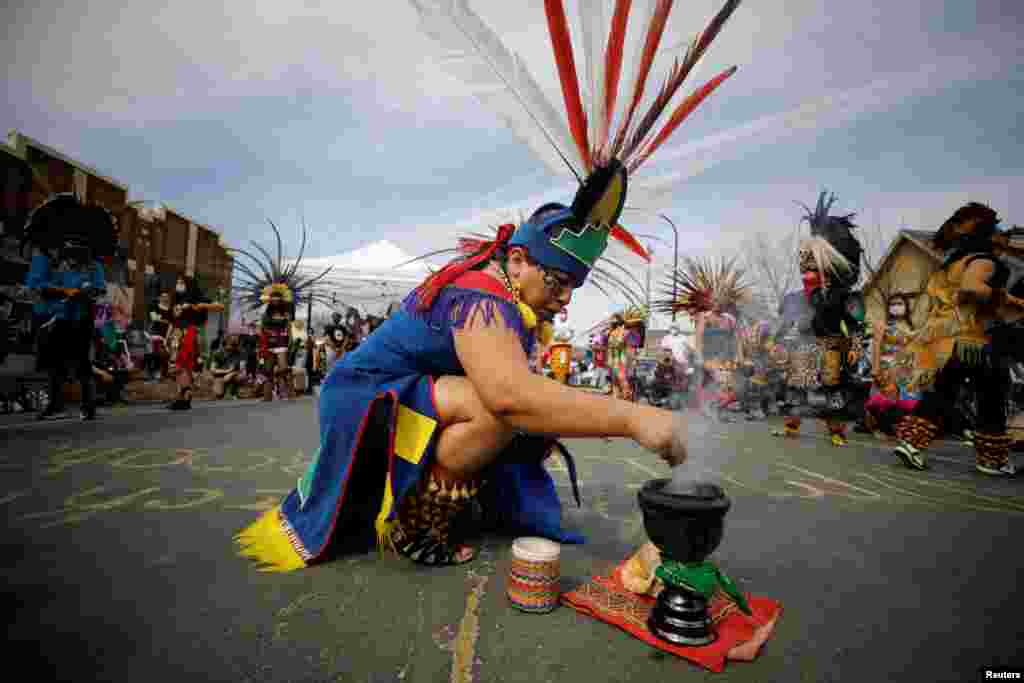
[2,398,1021,683]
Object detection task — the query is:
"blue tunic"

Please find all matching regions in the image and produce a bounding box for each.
[26,255,106,323]
[271,272,583,566]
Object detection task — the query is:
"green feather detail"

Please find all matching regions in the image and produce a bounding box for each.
[656,559,753,615]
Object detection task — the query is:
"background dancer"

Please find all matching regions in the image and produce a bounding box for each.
[168,276,223,411]
[23,194,116,421]
[606,313,633,400]
[864,293,920,436]
[770,288,819,437]
[323,311,348,373]
[145,290,174,382]
[656,256,750,421]
[230,219,334,400]
[788,191,864,446]
[258,284,294,402]
[739,321,774,420]
[896,203,1019,475]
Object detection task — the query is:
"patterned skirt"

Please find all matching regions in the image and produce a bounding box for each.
[783,342,820,390]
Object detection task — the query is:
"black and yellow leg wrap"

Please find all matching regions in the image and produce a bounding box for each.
[390,462,481,566]
[772,416,801,438]
[819,336,851,387]
[896,415,940,451]
[974,432,1013,472]
[827,419,848,447]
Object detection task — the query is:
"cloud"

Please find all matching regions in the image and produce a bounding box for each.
[4,0,1022,335]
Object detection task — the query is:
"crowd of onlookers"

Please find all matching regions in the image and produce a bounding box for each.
[0,294,394,414]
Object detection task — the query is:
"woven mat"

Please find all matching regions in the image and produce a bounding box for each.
[561,561,782,673]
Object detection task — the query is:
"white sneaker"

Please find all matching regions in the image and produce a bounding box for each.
[894,441,927,470]
[975,462,1017,477]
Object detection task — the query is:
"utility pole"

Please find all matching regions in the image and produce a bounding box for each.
[645,241,654,327]
[658,214,679,322]
[306,285,313,330]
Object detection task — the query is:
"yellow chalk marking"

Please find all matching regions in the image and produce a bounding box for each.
[451,575,487,683]
[46,447,127,476]
[279,450,312,476]
[870,467,1024,512]
[143,488,225,510]
[224,490,291,512]
[624,458,663,479]
[855,473,1014,513]
[110,448,193,469]
[718,473,796,498]
[18,485,161,528]
[775,462,884,500]
[184,449,236,473]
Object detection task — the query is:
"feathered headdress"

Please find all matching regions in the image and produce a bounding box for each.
[403,221,649,310]
[231,219,334,313]
[622,304,648,325]
[409,0,743,303]
[654,255,751,317]
[20,193,120,261]
[260,282,294,305]
[797,191,862,290]
[742,319,772,348]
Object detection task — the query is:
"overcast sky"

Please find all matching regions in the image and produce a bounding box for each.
[4,0,1022,332]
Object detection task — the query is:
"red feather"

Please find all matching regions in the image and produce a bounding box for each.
[629,65,737,173]
[609,0,675,159]
[600,0,633,159]
[544,0,592,171]
[414,224,516,310]
[457,238,487,255]
[610,224,650,262]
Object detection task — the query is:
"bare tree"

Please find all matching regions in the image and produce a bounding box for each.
[737,231,800,314]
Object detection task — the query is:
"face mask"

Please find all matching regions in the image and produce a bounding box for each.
[176,285,186,294]
[889,305,905,317]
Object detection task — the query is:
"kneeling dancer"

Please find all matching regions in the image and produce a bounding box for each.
[237,175,684,570]
[236,0,748,571]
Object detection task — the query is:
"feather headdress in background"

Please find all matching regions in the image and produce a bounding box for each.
[622,303,648,325]
[653,254,751,317]
[21,193,120,262]
[797,190,862,290]
[231,219,334,314]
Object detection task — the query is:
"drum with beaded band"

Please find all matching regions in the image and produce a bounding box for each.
[506,537,561,613]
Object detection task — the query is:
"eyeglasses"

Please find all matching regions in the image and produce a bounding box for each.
[528,258,576,295]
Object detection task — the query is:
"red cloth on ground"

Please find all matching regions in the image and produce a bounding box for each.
[561,559,782,673]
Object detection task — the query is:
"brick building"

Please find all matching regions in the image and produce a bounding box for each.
[1,130,233,326]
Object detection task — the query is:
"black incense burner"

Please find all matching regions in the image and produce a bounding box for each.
[637,478,731,647]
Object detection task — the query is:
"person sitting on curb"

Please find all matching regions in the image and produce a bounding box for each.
[210,335,244,400]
